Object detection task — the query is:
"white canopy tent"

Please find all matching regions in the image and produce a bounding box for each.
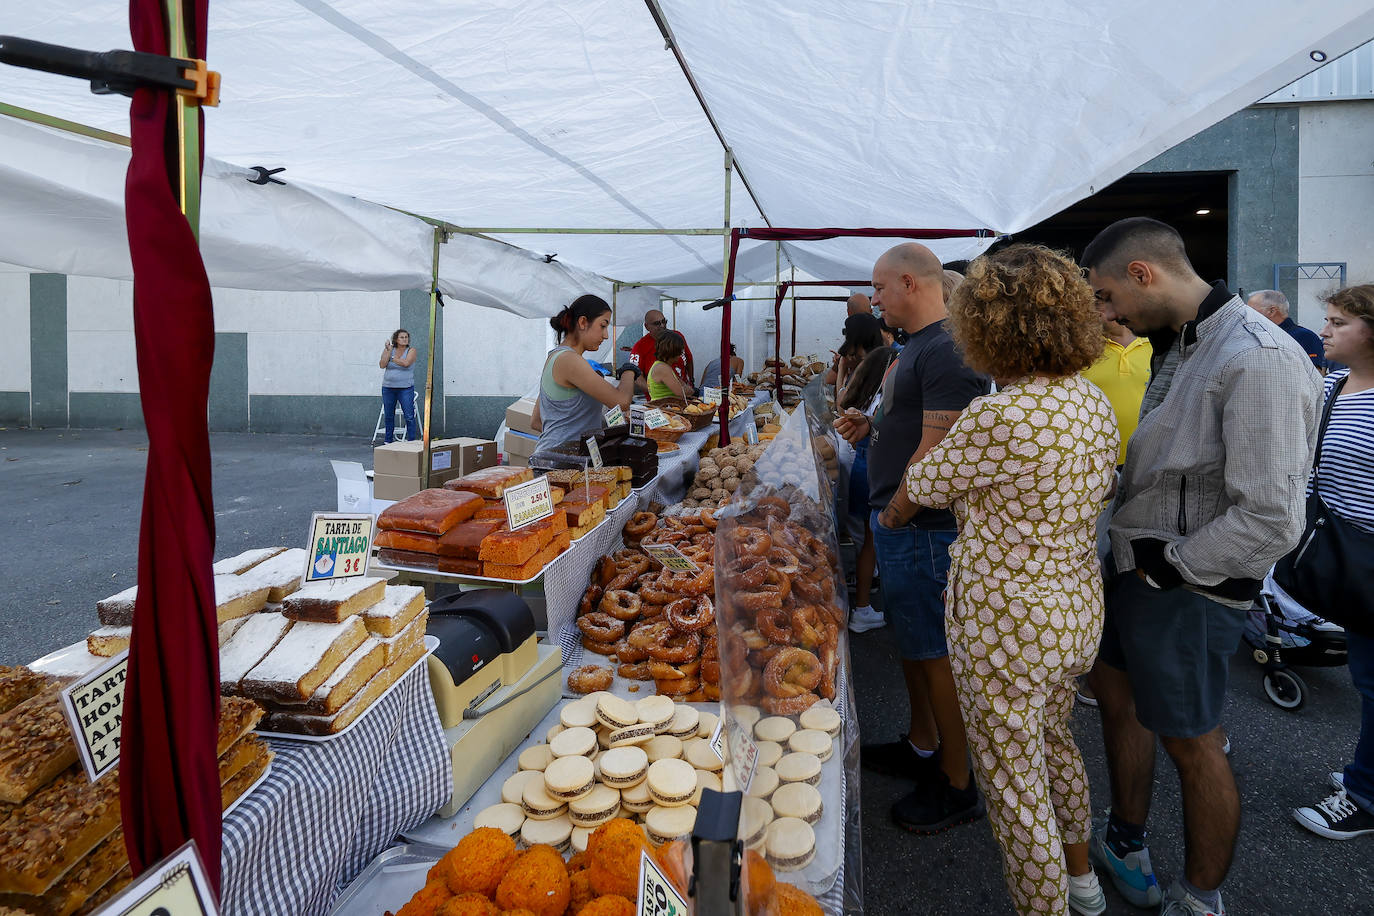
[1,1,1372,302]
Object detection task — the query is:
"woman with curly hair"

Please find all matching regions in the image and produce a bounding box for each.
[899,244,1119,916]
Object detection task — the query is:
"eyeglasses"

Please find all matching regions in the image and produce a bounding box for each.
[648,319,668,327]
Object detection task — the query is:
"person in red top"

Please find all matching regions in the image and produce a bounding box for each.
[629,309,694,394]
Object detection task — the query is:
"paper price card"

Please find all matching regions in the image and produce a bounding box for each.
[304,513,374,583]
[701,386,722,405]
[724,711,759,795]
[585,436,604,470]
[605,405,625,427]
[60,651,127,782]
[643,408,671,430]
[709,716,725,762]
[745,417,759,446]
[641,543,699,574]
[99,841,219,916]
[637,849,688,916]
[504,475,555,530]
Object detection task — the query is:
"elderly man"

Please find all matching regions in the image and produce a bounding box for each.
[1247,289,1326,371]
[628,309,694,394]
[1084,218,1322,916]
[835,243,990,834]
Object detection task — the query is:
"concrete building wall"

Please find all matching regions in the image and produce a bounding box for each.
[0,273,31,424]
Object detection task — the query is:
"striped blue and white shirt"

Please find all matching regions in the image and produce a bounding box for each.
[1313,369,1374,533]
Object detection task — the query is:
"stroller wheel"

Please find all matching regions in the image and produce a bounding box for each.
[1262,669,1306,711]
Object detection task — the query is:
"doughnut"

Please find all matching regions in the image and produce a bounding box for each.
[625,511,658,539]
[699,507,718,530]
[616,635,649,662]
[738,628,770,650]
[702,683,721,701]
[593,555,619,588]
[618,662,654,680]
[639,601,667,620]
[577,611,626,643]
[647,629,702,664]
[818,627,838,701]
[729,526,772,558]
[762,692,820,716]
[568,665,614,693]
[666,596,713,633]
[648,657,702,680]
[756,606,795,643]
[654,676,701,696]
[764,648,822,698]
[768,546,801,576]
[729,559,769,590]
[579,584,604,616]
[628,621,673,653]
[700,658,720,685]
[739,587,784,613]
[580,635,620,656]
[639,574,681,606]
[759,568,792,602]
[599,589,643,621]
[790,605,826,648]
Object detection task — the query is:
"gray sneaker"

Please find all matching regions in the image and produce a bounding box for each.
[1067,873,1106,915]
[848,606,887,633]
[1088,818,1162,907]
[1159,880,1226,915]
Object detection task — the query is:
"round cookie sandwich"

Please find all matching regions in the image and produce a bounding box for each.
[692,769,722,806]
[546,723,565,743]
[502,769,541,805]
[518,744,554,771]
[771,782,823,826]
[560,699,599,730]
[473,802,525,839]
[608,720,657,747]
[570,824,593,853]
[775,752,822,787]
[645,804,697,845]
[543,755,595,803]
[745,766,779,800]
[646,758,697,808]
[740,796,774,850]
[696,710,719,740]
[765,817,816,872]
[596,695,639,730]
[730,705,762,732]
[644,734,684,763]
[598,746,650,789]
[568,784,622,829]
[754,716,796,744]
[787,728,833,762]
[754,740,783,770]
[667,704,701,739]
[684,737,724,773]
[619,778,654,815]
[636,695,676,733]
[799,704,841,739]
[550,726,597,758]
[521,813,573,853]
[521,775,569,820]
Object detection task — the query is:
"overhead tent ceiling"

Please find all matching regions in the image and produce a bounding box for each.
[1,1,1372,305]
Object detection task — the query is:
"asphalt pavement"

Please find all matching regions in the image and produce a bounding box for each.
[0,428,1367,914]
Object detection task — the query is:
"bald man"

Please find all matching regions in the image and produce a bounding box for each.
[835,243,990,834]
[847,292,872,316]
[629,309,694,393]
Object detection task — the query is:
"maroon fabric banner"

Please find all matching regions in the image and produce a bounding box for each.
[717,230,742,446]
[121,0,222,893]
[740,227,992,242]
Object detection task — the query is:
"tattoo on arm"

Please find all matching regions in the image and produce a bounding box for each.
[921,410,959,433]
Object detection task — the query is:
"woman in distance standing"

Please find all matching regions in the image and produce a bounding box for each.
[379,328,418,443]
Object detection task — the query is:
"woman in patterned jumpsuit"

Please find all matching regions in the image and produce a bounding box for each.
[902,245,1119,915]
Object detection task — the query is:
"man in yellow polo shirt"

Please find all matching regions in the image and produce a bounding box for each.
[1084,316,1152,467]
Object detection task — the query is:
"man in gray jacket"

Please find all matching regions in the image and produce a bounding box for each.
[1081,218,1322,916]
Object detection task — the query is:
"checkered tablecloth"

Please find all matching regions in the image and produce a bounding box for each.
[220,665,451,916]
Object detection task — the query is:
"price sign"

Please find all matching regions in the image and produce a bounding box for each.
[100,841,218,916]
[504,475,555,530]
[745,416,759,445]
[585,437,604,470]
[641,543,699,573]
[709,716,725,762]
[724,710,760,794]
[60,651,127,782]
[636,849,688,916]
[630,415,647,438]
[701,386,723,405]
[303,513,374,583]
[605,405,625,427]
[643,408,670,430]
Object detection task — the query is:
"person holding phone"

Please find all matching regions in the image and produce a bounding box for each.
[378,329,418,443]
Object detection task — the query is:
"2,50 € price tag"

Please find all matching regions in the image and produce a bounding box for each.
[637,850,688,916]
[504,475,555,530]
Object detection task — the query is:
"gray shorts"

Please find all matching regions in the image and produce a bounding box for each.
[1097,572,1246,738]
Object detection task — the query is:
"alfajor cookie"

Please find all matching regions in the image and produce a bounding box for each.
[696,710,719,740]
[754,740,783,770]
[745,766,779,799]
[765,817,816,871]
[560,699,599,730]
[644,734,684,763]
[502,769,542,805]
[667,704,700,739]
[692,769,722,806]
[596,694,639,729]
[754,716,796,744]
[636,695,676,733]
[521,775,568,820]
[739,796,774,850]
[684,737,724,773]
[646,758,697,808]
[799,704,841,739]
[775,752,822,787]
[518,744,554,772]
[569,784,622,828]
[550,726,598,758]
[770,782,823,826]
[645,804,697,845]
[543,755,595,802]
[521,813,573,853]
[619,778,654,815]
[787,729,833,762]
[474,802,525,838]
[598,746,650,789]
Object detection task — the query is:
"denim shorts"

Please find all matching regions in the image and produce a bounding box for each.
[1097,571,1246,738]
[870,511,955,661]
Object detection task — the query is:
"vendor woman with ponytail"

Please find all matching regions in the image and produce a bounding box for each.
[531,294,640,454]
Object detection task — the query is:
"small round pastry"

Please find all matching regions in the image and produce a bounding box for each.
[501,769,541,805]
[560,699,599,730]
[799,705,842,739]
[746,766,779,799]
[692,769,722,806]
[731,705,762,732]
[474,802,525,839]
[550,726,597,759]
[518,744,554,772]
[608,721,657,747]
[636,695,676,733]
[620,778,654,815]
[598,746,650,789]
[584,690,613,708]
[696,710,719,740]
[568,784,622,828]
[546,723,566,743]
[570,824,594,853]
[647,758,697,808]
[765,817,816,871]
[646,804,697,846]
[684,738,724,773]
[596,726,614,750]
[771,782,823,826]
[754,740,783,770]
[644,734,684,763]
[754,716,797,744]
[520,812,573,853]
[543,755,596,802]
[740,796,774,850]
[788,729,833,762]
[596,695,639,730]
[521,775,568,820]
[776,752,822,788]
[666,704,701,739]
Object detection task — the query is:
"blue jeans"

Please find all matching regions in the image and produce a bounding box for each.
[1345,629,1374,813]
[382,386,418,442]
[869,511,955,661]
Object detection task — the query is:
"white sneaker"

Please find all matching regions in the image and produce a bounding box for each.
[1330,771,1345,792]
[848,606,886,633]
[1068,871,1106,915]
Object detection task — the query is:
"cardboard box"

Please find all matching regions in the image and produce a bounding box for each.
[373,473,423,501]
[505,398,538,435]
[450,437,499,475]
[505,453,529,468]
[374,438,475,478]
[374,441,423,477]
[504,430,539,459]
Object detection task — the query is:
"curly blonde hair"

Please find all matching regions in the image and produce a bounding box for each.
[947,244,1104,378]
[1324,284,1374,331]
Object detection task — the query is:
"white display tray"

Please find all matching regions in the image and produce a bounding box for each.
[222,760,273,820]
[328,843,444,916]
[257,635,438,743]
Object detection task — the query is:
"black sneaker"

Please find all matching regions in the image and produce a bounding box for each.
[1292,789,1374,840]
[892,770,985,834]
[861,736,941,781]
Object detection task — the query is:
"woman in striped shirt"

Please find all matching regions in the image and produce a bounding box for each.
[1293,284,1374,841]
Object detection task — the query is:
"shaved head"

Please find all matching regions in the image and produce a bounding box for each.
[846,293,871,316]
[877,243,944,284]
[643,309,668,337]
[1081,217,1194,280]
[872,243,946,333]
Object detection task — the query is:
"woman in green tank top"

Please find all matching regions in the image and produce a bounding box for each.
[647,331,689,403]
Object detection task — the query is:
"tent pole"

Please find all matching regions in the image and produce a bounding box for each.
[774,282,788,397]
[718,149,734,443]
[420,227,441,488]
[789,266,797,358]
[611,281,619,362]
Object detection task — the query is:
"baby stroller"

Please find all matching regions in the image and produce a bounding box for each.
[1243,574,1348,711]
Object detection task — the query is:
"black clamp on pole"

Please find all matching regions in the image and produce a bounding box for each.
[691,788,744,915]
[0,35,220,106]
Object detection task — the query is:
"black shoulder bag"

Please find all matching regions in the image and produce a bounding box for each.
[1272,376,1374,636]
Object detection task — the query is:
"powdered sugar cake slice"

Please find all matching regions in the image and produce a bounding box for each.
[240,615,366,704]
[281,577,386,623]
[96,575,268,628]
[212,546,287,576]
[296,639,387,716]
[360,585,425,637]
[375,610,428,664]
[220,612,293,695]
[235,548,309,602]
[86,627,130,658]
[95,585,138,628]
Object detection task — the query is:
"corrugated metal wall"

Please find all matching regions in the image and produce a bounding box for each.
[1262,38,1374,103]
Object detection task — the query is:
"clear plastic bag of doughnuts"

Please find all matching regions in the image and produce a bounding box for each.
[711,402,864,913]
